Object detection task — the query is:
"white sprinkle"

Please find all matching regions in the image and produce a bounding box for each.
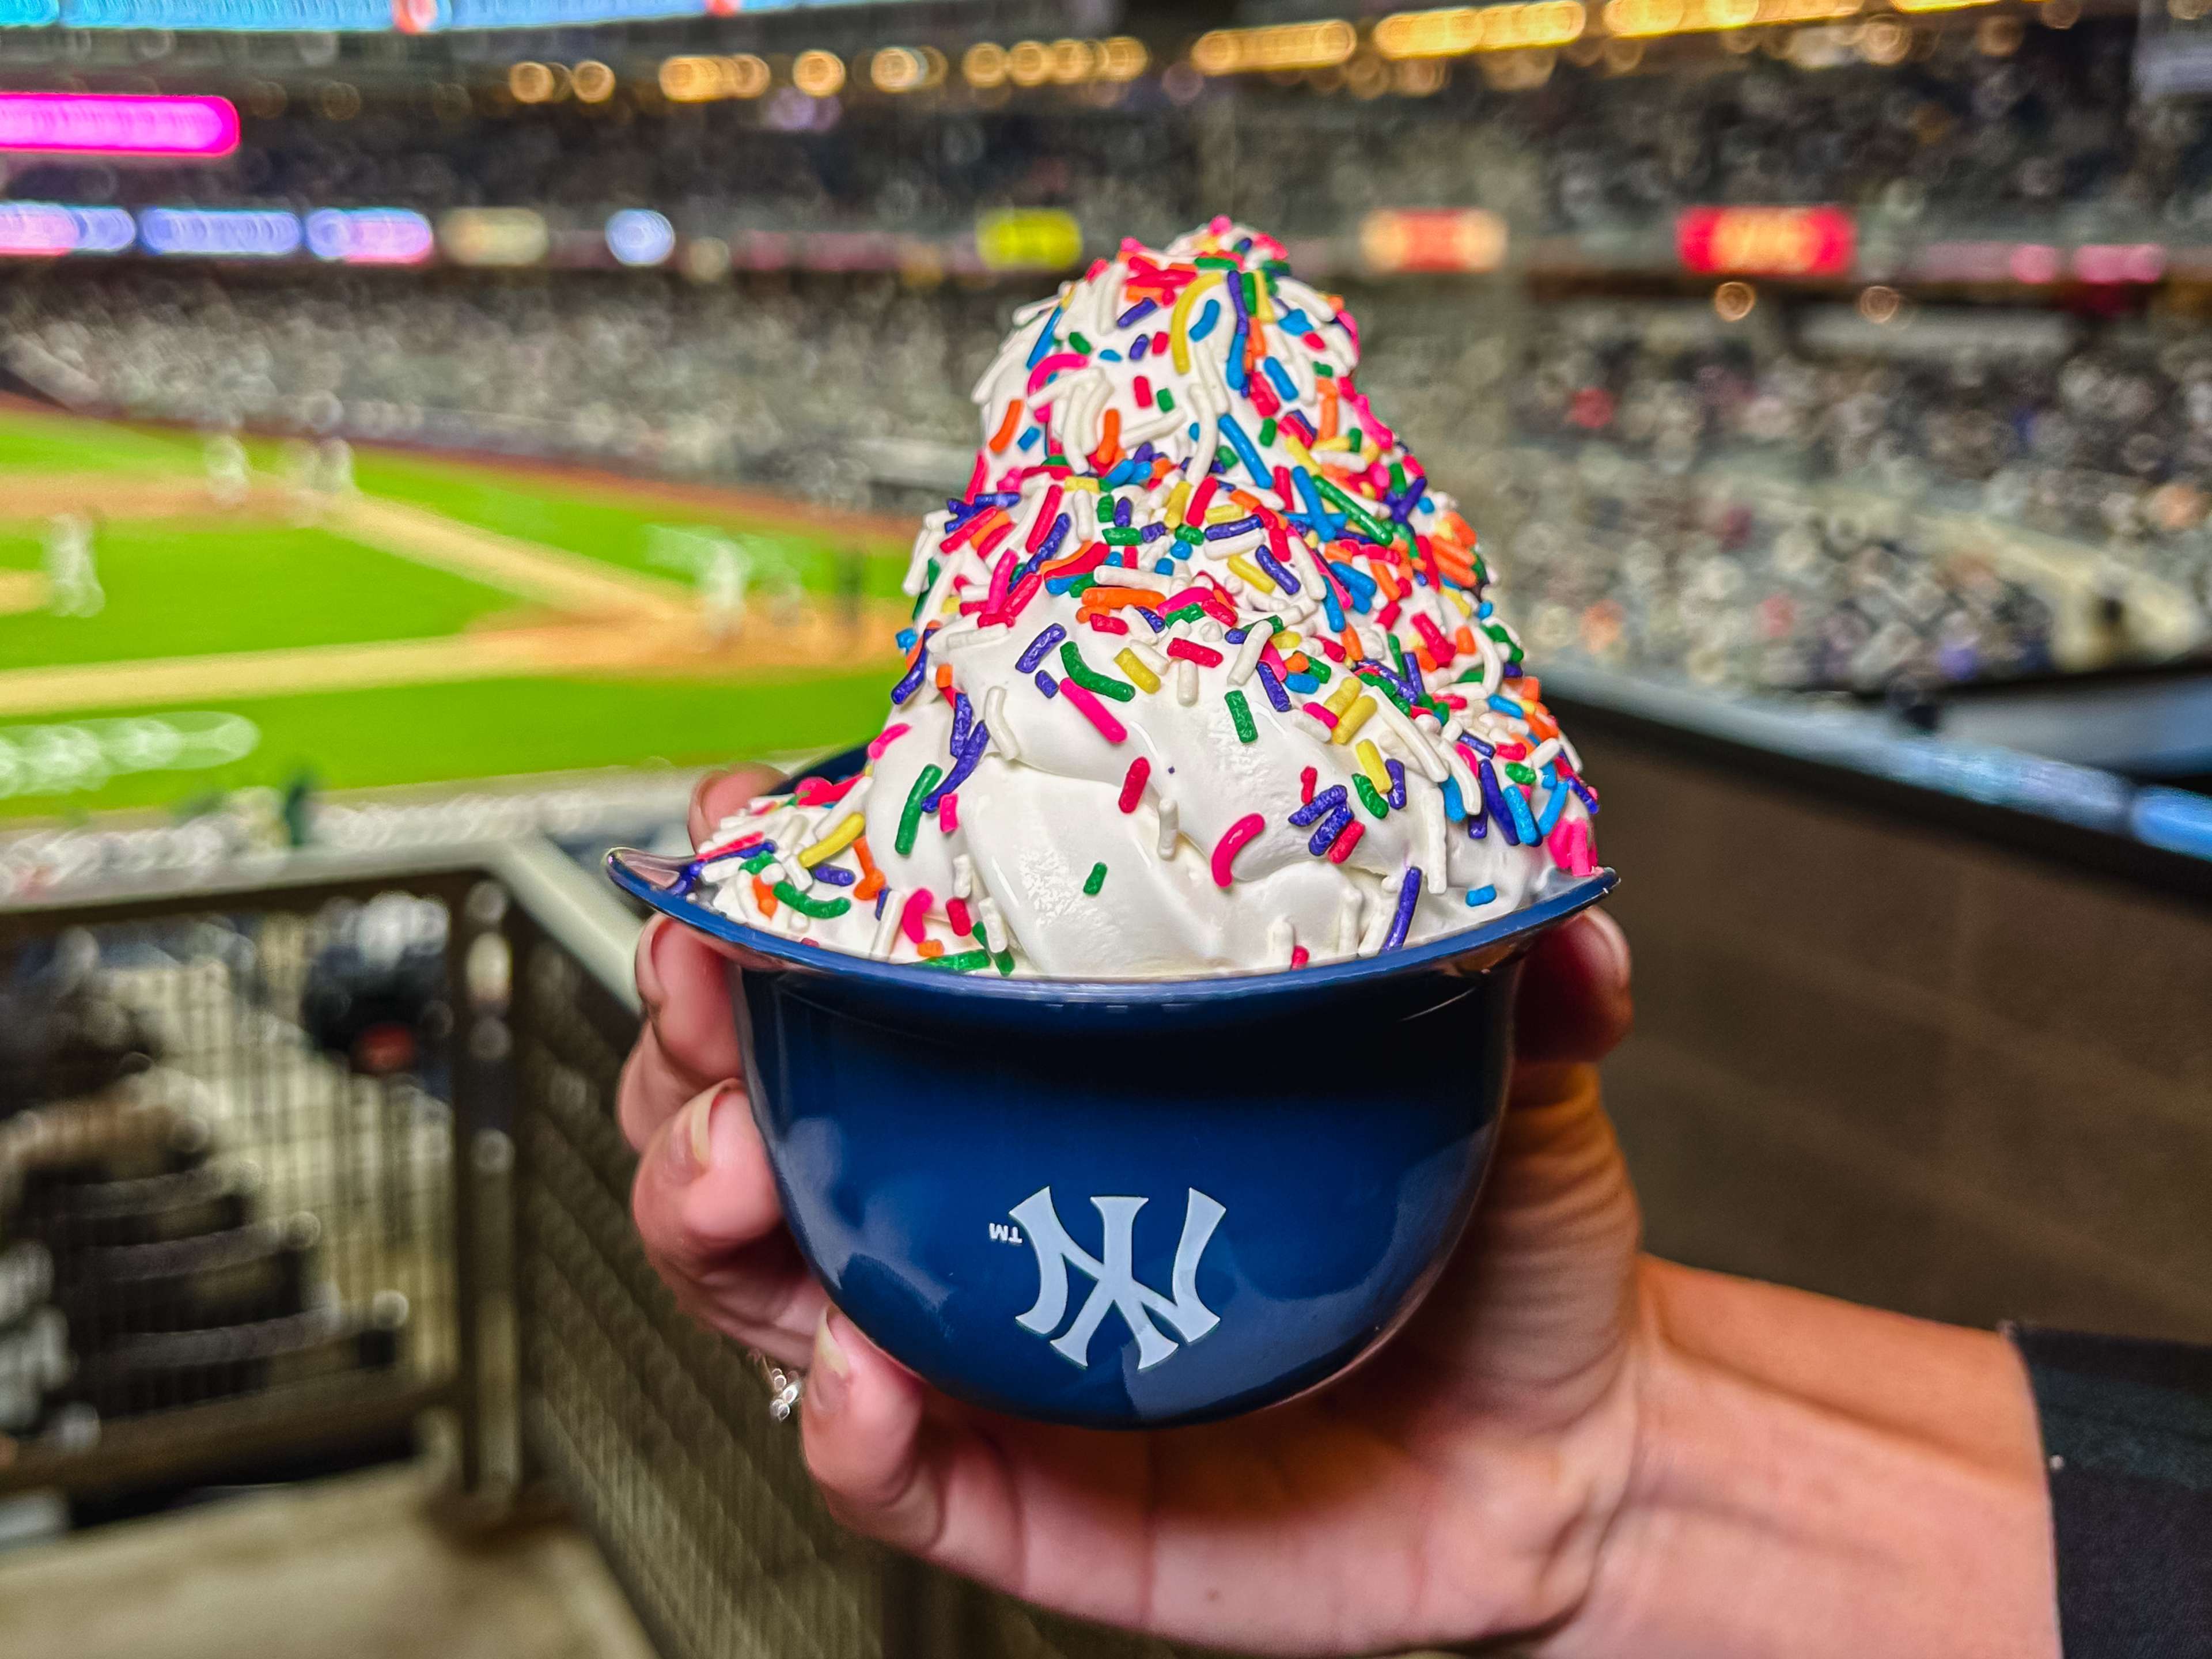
[1334,887,1365,955]
[1266,917,1296,969]
[1092,565,1165,589]
[1416,785,1448,895]
[1175,658,1199,706]
[1155,798,1179,859]
[951,854,974,901]
[1227,625,1268,688]
[978,896,1008,955]
[1529,738,1563,774]
[1124,640,1166,679]
[869,892,902,959]
[983,685,1017,760]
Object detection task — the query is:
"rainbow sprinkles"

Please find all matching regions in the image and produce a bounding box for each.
[686,219,1599,980]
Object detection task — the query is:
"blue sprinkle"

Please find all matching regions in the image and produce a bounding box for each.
[1536,766,1569,836]
[1263,359,1297,402]
[1225,323,1248,392]
[1441,777,1467,822]
[1217,414,1272,490]
[1289,784,1348,827]
[1255,660,1291,713]
[1459,733,1495,759]
[1382,871,1421,951]
[1099,348,1122,362]
[1487,695,1524,718]
[1278,307,1312,333]
[1116,298,1158,328]
[1477,601,1494,620]
[1016,623,1066,673]
[1464,884,1497,908]
[1330,560,1378,603]
[1188,298,1221,341]
[1017,427,1040,451]
[1203,514,1263,541]
[1285,672,1320,694]
[1035,671,1059,697]
[1385,758,1407,810]
[1306,805,1353,856]
[1503,779,1539,843]
[1319,581,1347,633]
[1101,459,1144,487]
[813,864,856,887]
[895,627,917,652]
[1153,559,1177,575]
[1024,305,1061,370]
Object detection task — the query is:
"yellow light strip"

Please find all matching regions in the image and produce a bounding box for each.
[1374,2,1589,57]
[1190,20,1358,74]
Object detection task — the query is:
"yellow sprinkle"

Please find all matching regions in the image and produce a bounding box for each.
[1332,696,1377,745]
[1065,476,1102,493]
[1354,739,1391,794]
[1250,271,1275,324]
[1203,503,1244,524]
[1279,430,1319,473]
[1168,270,1222,377]
[1164,480,1191,525]
[1314,435,1351,453]
[797,811,865,869]
[1115,647,1161,695]
[1324,676,1363,717]
[1274,630,1302,653]
[1226,552,1278,594]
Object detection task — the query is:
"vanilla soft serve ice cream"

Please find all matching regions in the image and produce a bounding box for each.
[685,220,1599,979]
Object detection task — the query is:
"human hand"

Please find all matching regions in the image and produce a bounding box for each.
[622,767,1642,1654]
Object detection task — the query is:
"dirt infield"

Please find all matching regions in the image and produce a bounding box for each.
[0,600,910,719]
[0,478,289,522]
[0,571,46,616]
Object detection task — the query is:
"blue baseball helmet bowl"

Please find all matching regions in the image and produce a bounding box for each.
[608,745,1616,1430]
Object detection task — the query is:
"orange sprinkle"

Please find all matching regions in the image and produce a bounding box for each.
[1039,539,1106,577]
[1527,707,1560,741]
[1081,585,1167,611]
[852,835,884,901]
[1318,381,1339,441]
[1520,676,1542,702]
[1092,408,1122,470]
[915,940,945,960]
[1454,624,1478,653]
[1372,565,1403,603]
[751,876,779,918]
[1340,625,1365,663]
[934,664,953,692]
[1414,647,1437,674]
[988,399,1024,454]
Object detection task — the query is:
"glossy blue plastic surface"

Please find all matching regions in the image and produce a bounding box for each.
[608,748,1616,1428]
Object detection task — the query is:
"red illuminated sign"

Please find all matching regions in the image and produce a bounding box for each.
[1676,206,1855,278]
[0,93,238,158]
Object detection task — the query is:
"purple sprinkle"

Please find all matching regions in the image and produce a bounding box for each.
[1035,671,1059,698]
[1569,776,1601,815]
[1016,624,1066,674]
[1113,496,1132,528]
[1134,607,1165,632]
[1116,298,1158,328]
[1224,626,1248,643]
[1203,514,1263,541]
[1255,660,1291,713]
[1478,761,1520,846]
[1381,870,1421,951]
[874,889,891,918]
[1459,733,1495,760]
[1385,758,1407,810]
[890,639,931,705]
[1032,512,1071,565]
[1502,662,1524,679]
[1129,441,1158,465]
[1140,522,1168,540]
[813,865,856,887]
[1254,547,1301,593]
[1130,334,1150,361]
[949,691,973,751]
[1289,784,1348,827]
[1467,812,1488,840]
[1306,805,1352,856]
[923,722,990,810]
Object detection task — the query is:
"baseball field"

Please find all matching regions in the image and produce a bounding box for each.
[0,403,918,820]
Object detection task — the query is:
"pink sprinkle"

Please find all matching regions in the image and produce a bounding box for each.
[1025,484,1064,552]
[947,897,972,937]
[1118,757,1150,813]
[1300,766,1316,805]
[867,724,911,761]
[899,889,934,944]
[1290,945,1309,969]
[1548,817,1595,877]
[1301,701,1338,730]
[986,548,1016,612]
[1211,813,1266,889]
[938,792,959,833]
[1059,679,1127,743]
[1165,638,1222,668]
[1025,351,1089,397]
[963,453,987,498]
[1185,476,1220,527]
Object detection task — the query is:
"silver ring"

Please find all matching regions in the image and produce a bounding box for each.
[751,1349,805,1421]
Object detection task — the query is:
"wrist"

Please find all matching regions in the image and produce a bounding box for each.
[1549,1259,2058,1659]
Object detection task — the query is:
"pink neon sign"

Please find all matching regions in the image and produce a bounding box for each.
[0,93,239,158]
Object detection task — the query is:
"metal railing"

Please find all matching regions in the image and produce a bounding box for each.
[2,839,1214,1658]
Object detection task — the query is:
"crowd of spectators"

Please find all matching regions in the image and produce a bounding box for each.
[0,17,2190,243]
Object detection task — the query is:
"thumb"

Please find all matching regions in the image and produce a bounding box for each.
[801,1309,943,1554]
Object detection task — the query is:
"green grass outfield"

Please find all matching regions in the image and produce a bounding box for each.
[0,407,914,821]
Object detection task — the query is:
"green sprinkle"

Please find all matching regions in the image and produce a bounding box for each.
[1173,523,1204,546]
[1157,387,1175,412]
[1102,526,1144,545]
[994,949,1016,975]
[1307,660,1332,684]
[1065,574,1097,597]
[1225,688,1257,744]
[1346,427,1362,452]
[911,559,940,620]
[1258,417,1277,447]
[1314,362,1334,377]
[919,950,996,972]
[1503,762,1537,786]
[1067,331,1092,354]
[1061,641,1135,702]
[1216,446,1237,472]
[1360,668,1412,714]
[774,882,851,920]
[740,849,777,874]
[1194,254,1240,269]
[1265,615,1286,634]
[896,764,942,857]
[1083,862,1108,896]
[1314,476,1393,545]
[1161,603,1206,626]
[1354,774,1391,819]
[1390,463,1408,494]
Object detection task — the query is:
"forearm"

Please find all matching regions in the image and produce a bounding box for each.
[1556,1259,2058,1659]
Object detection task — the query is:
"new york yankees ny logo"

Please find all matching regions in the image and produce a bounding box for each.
[1009,1187,1226,1370]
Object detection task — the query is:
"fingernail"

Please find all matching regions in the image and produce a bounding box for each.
[809,1309,850,1415]
[668,1082,734,1181]
[635,916,669,1009]
[1586,908,1631,992]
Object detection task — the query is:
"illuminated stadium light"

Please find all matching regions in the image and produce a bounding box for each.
[438,206,548,267]
[1359,207,1509,273]
[2075,243,2167,284]
[659,54,769,102]
[1007,40,1052,86]
[305,207,434,265]
[1713,280,1757,321]
[791,50,846,97]
[606,208,675,268]
[138,207,302,259]
[1374,3,1589,58]
[1601,0,1855,34]
[1099,37,1149,79]
[1677,206,1855,277]
[571,60,616,103]
[962,41,1008,87]
[1191,21,1358,75]
[509,62,559,103]
[975,208,1082,272]
[870,47,925,93]
[0,202,131,256]
[0,93,238,158]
